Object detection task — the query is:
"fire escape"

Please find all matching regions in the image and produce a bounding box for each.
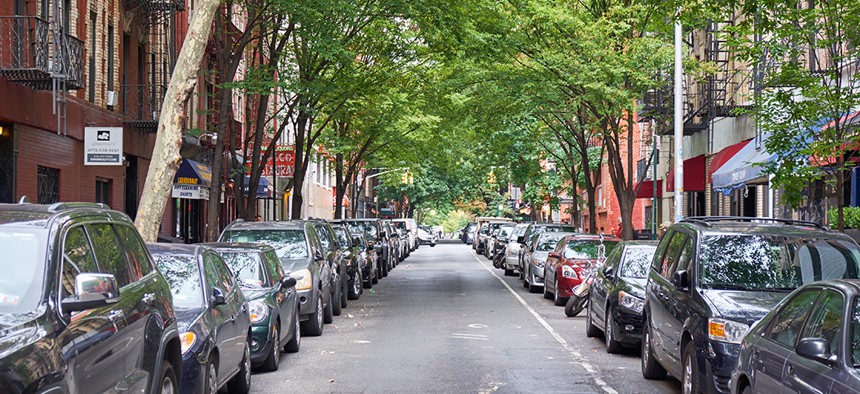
[123,0,182,132]
[0,0,84,135]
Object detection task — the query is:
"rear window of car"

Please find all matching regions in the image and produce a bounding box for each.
[152,254,204,309]
[221,230,309,259]
[851,297,860,368]
[536,234,567,251]
[620,245,657,278]
[699,235,860,290]
[346,222,378,239]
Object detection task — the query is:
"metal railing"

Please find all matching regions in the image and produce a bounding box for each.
[122,84,167,130]
[0,16,50,76]
[64,34,83,88]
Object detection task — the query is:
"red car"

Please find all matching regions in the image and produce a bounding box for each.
[543,235,620,306]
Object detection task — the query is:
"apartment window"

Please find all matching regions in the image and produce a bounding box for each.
[107,25,114,93]
[316,157,322,184]
[96,178,112,206]
[63,0,70,32]
[37,166,59,204]
[597,185,604,207]
[88,11,96,103]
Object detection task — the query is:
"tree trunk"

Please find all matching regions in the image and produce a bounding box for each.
[135,0,221,242]
[334,153,344,219]
[837,155,845,230]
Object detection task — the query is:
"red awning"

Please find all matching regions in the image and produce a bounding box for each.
[708,139,751,184]
[636,180,662,199]
[666,155,706,192]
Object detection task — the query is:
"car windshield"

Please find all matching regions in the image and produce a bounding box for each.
[513,226,527,236]
[563,240,618,260]
[222,230,308,259]
[852,297,860,368]
[536,234,567,251]
[499,226,515,237]
[152,254,204,309]
[700,235,860,290]
[346,222,378,239]
[219,251,268,288]
[620,246,657,278]
[0,228,47,314]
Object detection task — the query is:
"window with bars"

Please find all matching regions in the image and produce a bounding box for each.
[37,166,59,204]
[96,178,111,206]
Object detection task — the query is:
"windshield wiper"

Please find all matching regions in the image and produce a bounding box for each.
[705,283,751,291]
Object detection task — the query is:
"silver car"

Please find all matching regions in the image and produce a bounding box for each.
[503,223,529,274]
[522,232,576,293]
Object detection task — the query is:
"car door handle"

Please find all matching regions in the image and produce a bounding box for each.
[786,364,795,376]
[752,350,759,359]
[228,314,236,323]
[142,293,155,304]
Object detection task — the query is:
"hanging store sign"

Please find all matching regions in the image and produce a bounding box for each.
[172,184,210,200]
[84,127,123,165]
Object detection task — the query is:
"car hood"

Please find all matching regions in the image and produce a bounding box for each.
[701,289,788,325]
[532,251,549,262]
[280,257,311,274]
[0,311,43,360]
[240,287,272,302]
[174,307,206,333]
[621,278,647,298]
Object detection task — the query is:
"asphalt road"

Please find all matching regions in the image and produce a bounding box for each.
[250,240,682,393]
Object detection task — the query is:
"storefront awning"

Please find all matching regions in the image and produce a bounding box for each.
[665,155,706,192]
[174,159,212,188]
[708,139,751,184]
[243,176,270,198]
[636,180,662,199]
[712,136,775,192]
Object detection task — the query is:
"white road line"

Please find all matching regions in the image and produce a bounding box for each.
[471,251,619,394]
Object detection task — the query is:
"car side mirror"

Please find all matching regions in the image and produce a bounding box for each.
[796,338,838,366]
[603,266,614,278]
[61,273,120,312]
[672,270,689,289]
[517,236,525,244]
[280,276,297,289]
[548,251,560,258]
[211,287,227,306]
[314,250,325,261]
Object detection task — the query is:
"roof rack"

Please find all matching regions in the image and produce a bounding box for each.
[48,202,110,212]
[681,216,828,231]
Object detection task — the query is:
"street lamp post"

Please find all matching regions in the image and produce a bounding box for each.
[673,14,684,223]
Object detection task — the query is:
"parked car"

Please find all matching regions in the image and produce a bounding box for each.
[307,219,349,316]
[391,220,413,259]
[732,279,860,394]
[543,234,620,306]
[206,243,301,371]
[149,243,253,394]
[352,232,379,287]
[417,227,438,246]
[517,223,579,276]
[585,240,657,353]
[474,217,513,254]
[641,217,860,394]
[462,222,477,244]
[344,218,391,279]
[392,218,419,251]
[219,220,333,337]
[503,223,530,275]
[0,202,182,394]
[522,232,577,293]
[381,220,401,269]
[330,222,365,300]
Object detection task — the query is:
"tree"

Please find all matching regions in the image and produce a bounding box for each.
[135,0,222,242]
[727,0,860,229]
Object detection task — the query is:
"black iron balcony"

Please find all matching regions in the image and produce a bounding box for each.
[122,84,166,132]
[64,34,84,89]
[0,16,50,87]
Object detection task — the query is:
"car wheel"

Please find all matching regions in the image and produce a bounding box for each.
[740,385,752,394]
[301,294,324,336]
[585,301,600,337]
[323,291,334,324]
[604,306,623,353]
[341,277,349,306]
[261,322,280,371]
[226,340,251,394]
[349,276,362,300]
[284,309,301,353]
[331,280,343,317]
[641,319,667,379]
[553,280,567,306]
[156,359,178,394]
[204,356,217,394]
[682,342,699,394]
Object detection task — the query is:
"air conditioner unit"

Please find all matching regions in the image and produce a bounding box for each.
[106,90,118,106]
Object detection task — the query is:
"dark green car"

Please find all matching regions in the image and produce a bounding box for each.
[205,243,301,372]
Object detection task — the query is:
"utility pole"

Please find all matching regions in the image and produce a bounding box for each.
[673,15,684,224]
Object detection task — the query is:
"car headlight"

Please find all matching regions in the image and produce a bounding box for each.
[294,269,313,291]
[618,291,644,314]
[708,318,750,344]
[249,300,269,324]
[532,259,545,269]
[180,331,196,354]
[561,265,577,278]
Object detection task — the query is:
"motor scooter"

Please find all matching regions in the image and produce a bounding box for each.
[564,264,595,317]
[492,244,506,269]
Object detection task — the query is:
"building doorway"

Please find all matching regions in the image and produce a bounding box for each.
[743,186,757,217]
[175,198,202,243]
[0,124,14,203]
[125,155,138,219]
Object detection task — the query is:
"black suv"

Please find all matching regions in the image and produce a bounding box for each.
[0,202,182,393]
[641,217,860,394]
[344,218,392,278]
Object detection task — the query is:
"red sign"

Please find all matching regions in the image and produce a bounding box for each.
[245,145,295,177]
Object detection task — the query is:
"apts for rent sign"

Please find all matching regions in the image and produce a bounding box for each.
[84,127,123,165]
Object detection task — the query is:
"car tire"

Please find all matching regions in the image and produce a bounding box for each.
[324,291,334,324]
[261,322,280,372]
[740,385,752,394]
[641,320,667,380]
[682,342,700,394]
[543,275,553,300]
[204,356,217,394]
[553,280,567,306]
[284,309,301,353]
[226,340,251,394]
[372,268,380,284]
[341,277,349,306]
[156,359,178,394]
[349,276,362,300]
[585,301,601,338]
[301,294,324,337]
[331,280,343,317]
[523,265,530,289]
[604,306,623,354]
